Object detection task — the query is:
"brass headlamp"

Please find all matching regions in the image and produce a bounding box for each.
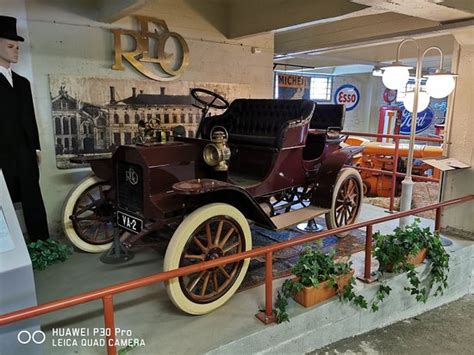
[203,126,231,171]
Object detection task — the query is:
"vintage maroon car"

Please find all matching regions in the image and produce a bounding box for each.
[62,89,364,315]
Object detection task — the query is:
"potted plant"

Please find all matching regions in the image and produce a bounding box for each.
[371,218,450,311]
[274,247,367,323]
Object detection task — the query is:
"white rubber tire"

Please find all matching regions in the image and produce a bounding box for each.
[62,175,116,253]
[325,168,363,237]
[164,203,252,315]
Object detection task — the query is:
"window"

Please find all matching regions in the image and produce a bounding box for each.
[114,133,121,145]
[124,113,130,124]
[63,117,70,135]
[310,77,332,101]
[55,117,62,135]
[71,117,77,134]
[114,113,119,124]
[125,132,132,145]
[395,79,427,103]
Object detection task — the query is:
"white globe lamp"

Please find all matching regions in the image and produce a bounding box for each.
[425,74,456,99]
[382,65,411,90]
[403,91,430,113]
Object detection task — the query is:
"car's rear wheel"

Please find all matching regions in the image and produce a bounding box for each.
[325,168,363,238]
[62,175,119,253]
[164,203,251,315]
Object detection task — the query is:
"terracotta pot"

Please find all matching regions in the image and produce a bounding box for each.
[385,248,427,272]
[292,270,354,308]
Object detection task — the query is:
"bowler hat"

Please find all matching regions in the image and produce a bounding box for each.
[0,16,24,41]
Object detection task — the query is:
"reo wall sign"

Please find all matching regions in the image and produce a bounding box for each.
[334,84,360,111]
[112,16,189,81]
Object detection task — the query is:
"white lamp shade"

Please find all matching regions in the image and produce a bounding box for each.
[382,66,410,90]
[403,91,430,113]
[426,75,455,99]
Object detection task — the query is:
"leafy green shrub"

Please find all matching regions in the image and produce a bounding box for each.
[371,218,450,311]
[27,239,73,270]
[274,247,367,323]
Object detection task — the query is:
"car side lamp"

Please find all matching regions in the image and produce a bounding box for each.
[203,126,231,171]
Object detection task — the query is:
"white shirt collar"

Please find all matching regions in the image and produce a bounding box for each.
[0,65,13,87]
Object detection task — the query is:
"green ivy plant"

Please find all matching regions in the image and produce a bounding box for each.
[274,247,367,323]
[371,218,450,311]
[27,238,73,270]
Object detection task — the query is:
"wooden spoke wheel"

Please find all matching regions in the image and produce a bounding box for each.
[164,203,251,315]
[325,168,363,238]
[62,175,120,253]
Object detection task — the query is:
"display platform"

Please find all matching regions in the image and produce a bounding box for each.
[30,204,474,354]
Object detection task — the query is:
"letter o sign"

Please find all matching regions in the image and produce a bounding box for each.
[334,84,360,111]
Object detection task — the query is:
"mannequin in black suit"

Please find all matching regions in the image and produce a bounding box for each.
[0,16,49,241]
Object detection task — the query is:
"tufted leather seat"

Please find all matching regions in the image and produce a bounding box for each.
[310,104,346,130]
[202,99,315,148]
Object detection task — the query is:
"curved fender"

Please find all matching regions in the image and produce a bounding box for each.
[312,146,363,209]
[179,181,276,229]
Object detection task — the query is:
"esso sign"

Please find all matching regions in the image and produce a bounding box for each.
[334,84,360,111]
[399,105,434,134]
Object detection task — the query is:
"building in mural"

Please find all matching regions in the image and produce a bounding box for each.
[49,76,250,169]
[51,86,109,157]
[51,86,202,168]
[107,86,201,146]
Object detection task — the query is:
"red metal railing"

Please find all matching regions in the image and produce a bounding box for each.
[1,196,472,354]
[340,130,444,212]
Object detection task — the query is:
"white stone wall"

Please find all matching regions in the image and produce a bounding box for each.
[2,0,274,233]
[441,30,474,236]
[331,73,372,133]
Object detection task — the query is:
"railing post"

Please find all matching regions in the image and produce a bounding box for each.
[389,137,400,212]
[255,251,276,324]
[358,224,377,283]
[102,295,117,355]
[435,207,442,232]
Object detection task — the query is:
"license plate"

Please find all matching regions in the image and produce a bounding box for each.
[117,210,143,234]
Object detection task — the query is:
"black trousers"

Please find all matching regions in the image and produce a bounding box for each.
[1,148,49,242]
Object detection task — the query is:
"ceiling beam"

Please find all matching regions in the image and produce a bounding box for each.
[97,0,154,23]
[351,0,474,22]
[275,13,440,55]
[226,0,369,39]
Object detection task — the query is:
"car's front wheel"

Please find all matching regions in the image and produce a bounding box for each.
[163,203,251,315]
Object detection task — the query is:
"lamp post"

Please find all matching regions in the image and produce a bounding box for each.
[381,39,457,228]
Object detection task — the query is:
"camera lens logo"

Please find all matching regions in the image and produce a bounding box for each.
[17,330,46,344]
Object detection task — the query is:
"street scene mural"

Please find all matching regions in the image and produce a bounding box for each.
[49,76,249,168]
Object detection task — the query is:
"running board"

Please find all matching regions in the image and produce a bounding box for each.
[270,206,330,231]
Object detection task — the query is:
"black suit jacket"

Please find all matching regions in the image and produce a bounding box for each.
[0,71,41,153]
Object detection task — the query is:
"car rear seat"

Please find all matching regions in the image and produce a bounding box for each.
[309,103,346,130]
[202,99,315,148]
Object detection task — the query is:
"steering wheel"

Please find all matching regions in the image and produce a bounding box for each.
[191,88,229,110]
[192,88,230,139]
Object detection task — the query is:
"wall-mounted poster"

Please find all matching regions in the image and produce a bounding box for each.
[277,74,311,99]
[334,84,360,111]
[398,105,434,135]
[49,76,250,169]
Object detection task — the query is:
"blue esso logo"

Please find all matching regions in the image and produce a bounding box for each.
[334,84,360,111]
